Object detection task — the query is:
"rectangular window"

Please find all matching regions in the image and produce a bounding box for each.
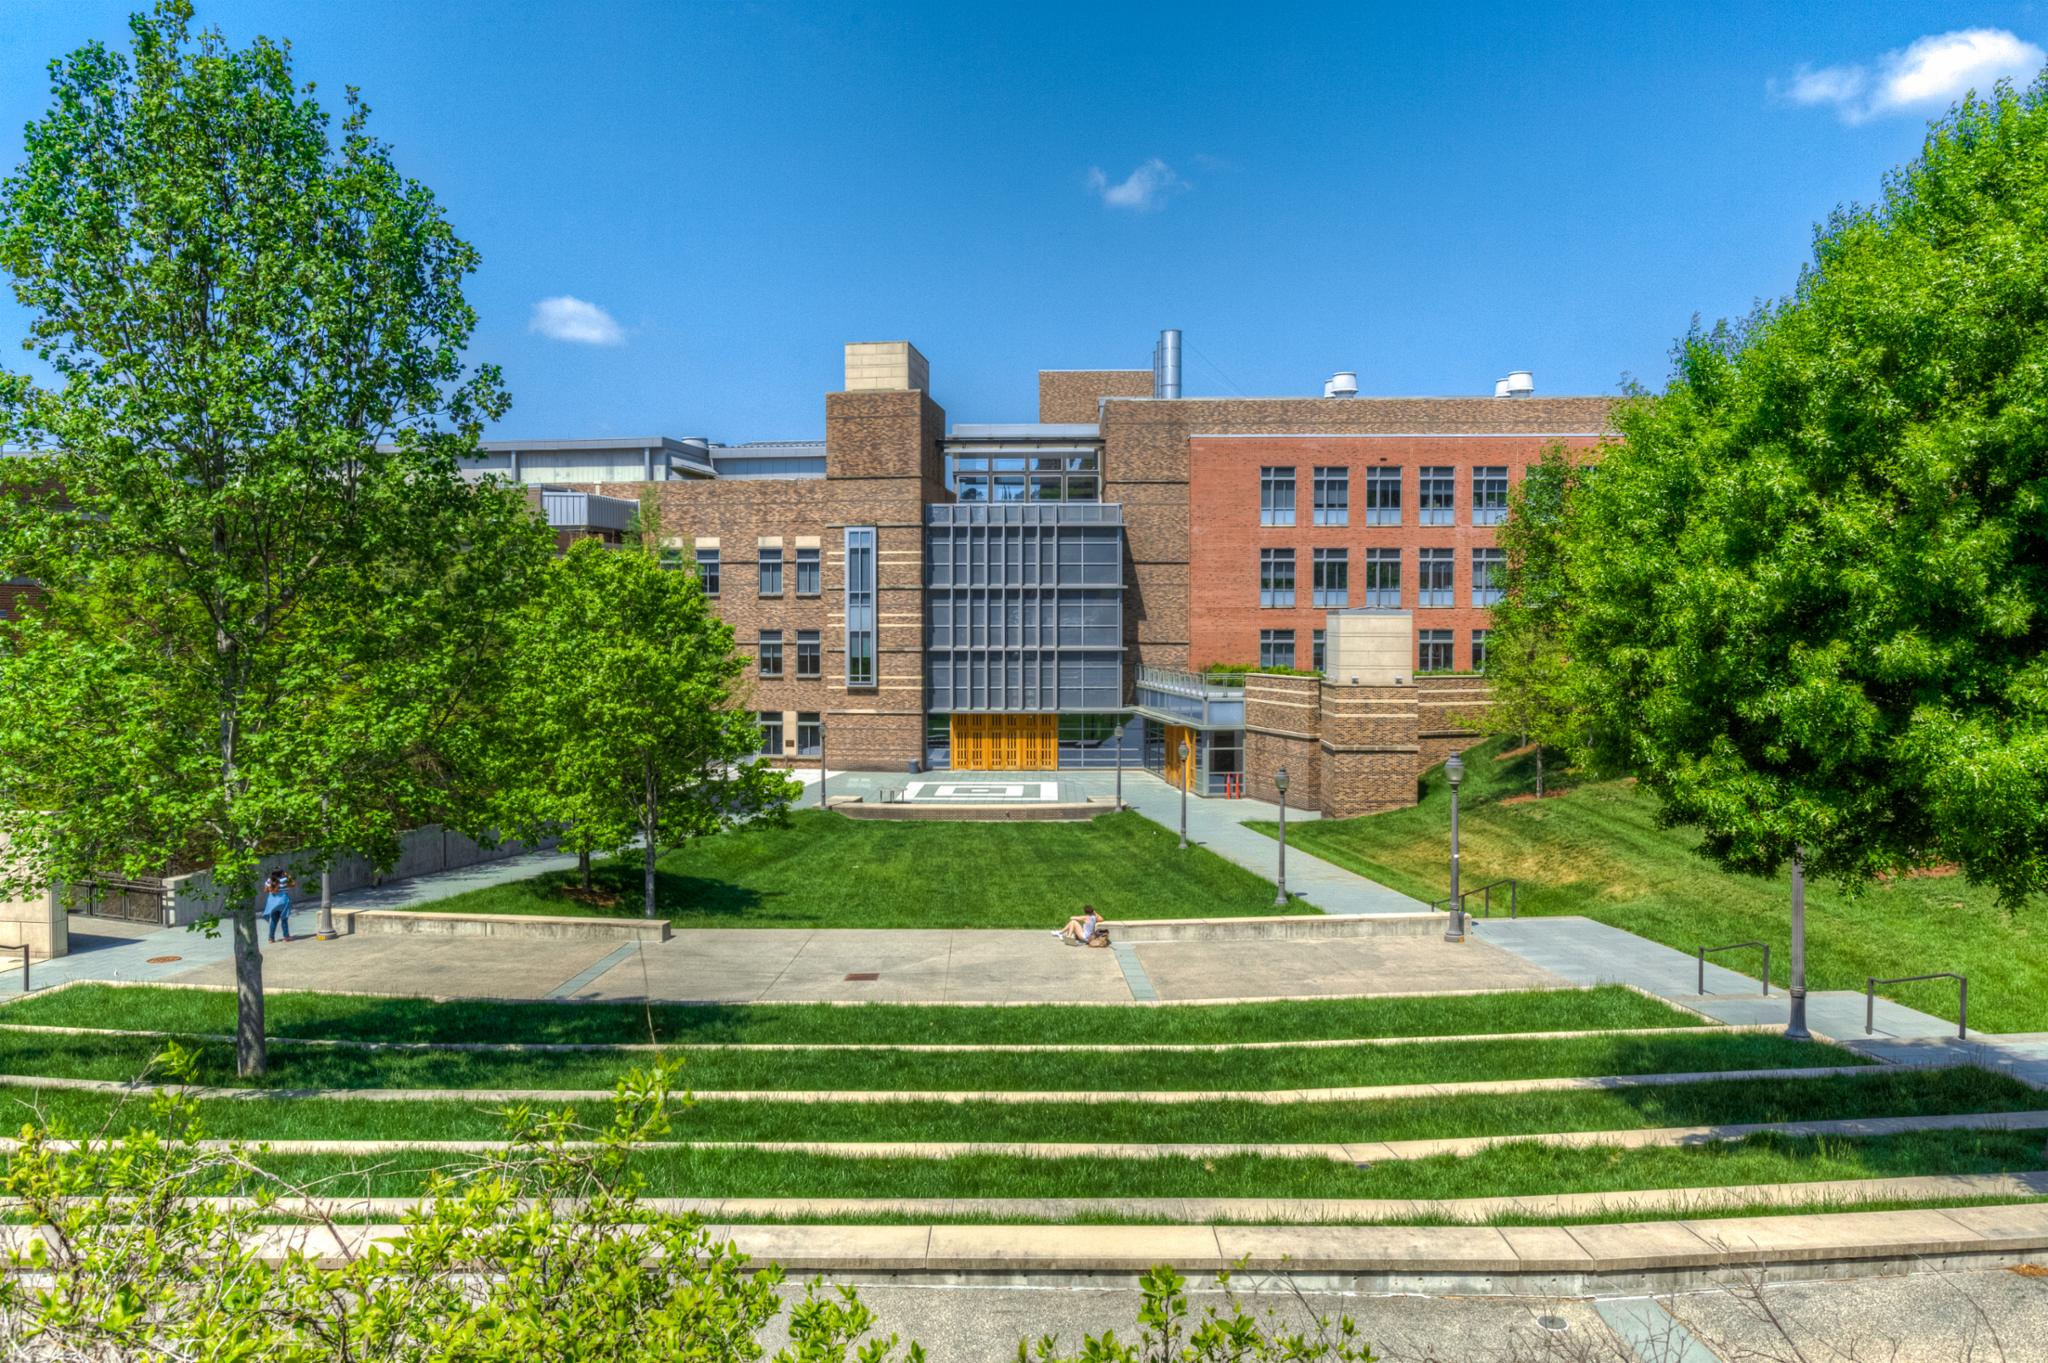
[1259,547,1296,608]
[1260,467,1296,527]
[1418,548,1454,607]
[844,527,875,687]
[757,630,784,678]
[795,546,820,596]
[1419,466,1456,526]
[1259,629,1296,669]
[1311,547,1348,608]
[795,629,820,679]
[1365,467,1402,526]
[1472,547,1506,606]
[758,546,783,596]
[658,547,683,571]
[1419,629,1454,673]
[694,547,720,596]
[758,711,783,756]
[796,712,822,757]
[1364,548,1402,609]
[1312,628,1326,674]
[1473,466,1509,525]
[1472,629,1490,674]
[1312,466,1349,526]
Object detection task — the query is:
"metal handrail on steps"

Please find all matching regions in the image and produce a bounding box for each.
[1429,878,1519,919]
[1868,972,1968,1039]
[1697,940,1769,996]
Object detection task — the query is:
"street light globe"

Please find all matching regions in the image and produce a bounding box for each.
[1274,767,1289,794]
[1178,739,1190,761]
[1445,753,1465,787]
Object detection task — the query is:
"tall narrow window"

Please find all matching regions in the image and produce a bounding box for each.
[757,630,783,678]
[758,546,783,595]
[1418,629,1454,673]
[1418,548,1454,607]
[694,547,720,597]
[1312,467,1349,526]
[1311,628,1327,674]
[1471,629,1491,674]
[1311,547,1348,608]
[1365,467,1402,525]
[844,527,876,687]
[1260,467,1296,527]
[795,546,821,596]
[795,629,821,679]
[1259,629,1296,669]
[796,712,822,756]
[1473,466,1509,525]
[1364,548,1402,608]
[758,711,783,756]
[1472,547,1506,606]
[1259,547,1296,608]
[1419,466,1456,525]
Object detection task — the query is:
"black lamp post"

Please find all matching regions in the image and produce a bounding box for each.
[1786,846,1811,1040]
[1177,738,1191,849]
[1115,720,1124,809]
[1273,766,1290,907]
[1443,753,1466,942]
[817,720,827,809]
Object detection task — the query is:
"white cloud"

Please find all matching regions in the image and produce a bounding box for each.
[1086,158,1188,211]
[1778,28,2044,123]
[528,295,624,346]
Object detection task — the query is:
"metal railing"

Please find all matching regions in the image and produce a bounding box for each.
[1868,972,1968,1039]
[3,942,26,992]
[1429,878,1519,919]
[1697,941,1770,996]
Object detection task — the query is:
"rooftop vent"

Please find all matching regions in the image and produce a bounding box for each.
[1495,371,1534,398]
[1323,371,1359,398]
[1152,328,1182,399]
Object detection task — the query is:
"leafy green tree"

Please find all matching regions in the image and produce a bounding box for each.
[0,2,543,1076]
[1554,79,2048,910]
[498,539,797,918]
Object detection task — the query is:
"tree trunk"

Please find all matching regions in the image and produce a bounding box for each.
[232,907,267,1077]
[1536,745,1545,799]
[643,764,658,919]
[579,847,592,890]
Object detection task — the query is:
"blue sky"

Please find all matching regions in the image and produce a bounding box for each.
[4,2,2045,440]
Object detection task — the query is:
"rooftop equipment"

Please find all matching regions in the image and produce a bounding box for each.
[1323,371,1359,398]
[1152,328,1182,399]
[1495,370,1535,397]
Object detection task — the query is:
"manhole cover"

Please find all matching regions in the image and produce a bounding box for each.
[1536,1316,1570,1333]
[844,972,879,982]
[145,955,182,964]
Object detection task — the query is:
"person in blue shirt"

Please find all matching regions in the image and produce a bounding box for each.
[262,869,296,943]
[1053,904,1105,946]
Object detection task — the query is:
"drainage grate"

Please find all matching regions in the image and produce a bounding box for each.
[844,972,879,982]
[146,955,183,964]
[1536,1316,1570,1333]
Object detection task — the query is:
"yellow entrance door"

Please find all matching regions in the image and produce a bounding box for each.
[950,714,1058,771]
[1163,725,1197,790]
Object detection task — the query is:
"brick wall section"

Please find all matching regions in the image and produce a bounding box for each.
[1416,674,1492,771]
[1318,683,1422,817]
[1242,672,1323,811]
[1239,674,1495,819]
[1038,370,1154,423]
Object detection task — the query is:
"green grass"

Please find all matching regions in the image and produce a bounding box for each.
[1249,736,2048,1031]
[0,1027,1861,1092]
[2,1067,2026,1146]
[410,810,1292,928]
[0,983,1700,1047]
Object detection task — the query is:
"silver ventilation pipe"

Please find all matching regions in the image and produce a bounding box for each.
[1152,328,1182,399]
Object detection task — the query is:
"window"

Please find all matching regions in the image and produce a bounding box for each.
[758,546,783,595]
[1259,629,1296,669]
[1312,628,1326,674]
[947,447,1100,502]
[795,546,820,596]
[1259,547,1296,608]
[758,711,783,756]
[1472,629,1490,674]
[1365,467,1402,525]
[1419,629,1454,673]
[796,711,822,756]
[1311,547,1348,608]
[1312,467,1349,526]
[1260,467,1296,526]
[1419,466,1456,526]
[1418,548,1454,607]
[757,630,783,678]
[1473,466,1509,525]
[658,547,683,571]
[845,527,875,686]
[795,629,821,679]
[1364,548,1402,609]
[694,547,720,596]
[1472,547,1506,606]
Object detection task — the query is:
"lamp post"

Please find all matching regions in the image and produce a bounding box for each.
[1273,767,1290,907]
[817,720,827,809]
[1786,845,1811,1040]
[1177,738,1191,849]
[314,793,337,941]
[1443,753,1466,942]
[1115,719,1125,809]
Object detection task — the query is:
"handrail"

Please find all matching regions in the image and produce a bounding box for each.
[1868,972,1967,1039]
[3,942,26,992]
[1697,941,1769,997]
[1428,878,1519,920]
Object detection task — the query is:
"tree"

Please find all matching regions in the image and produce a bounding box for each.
[1484,445,1597,798]
[1553,78,2048,911]
[0,2,542,1076]
[499,539,796,919]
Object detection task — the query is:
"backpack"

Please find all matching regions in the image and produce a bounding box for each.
[1086,929,1111,948]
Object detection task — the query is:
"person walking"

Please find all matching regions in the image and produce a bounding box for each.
[262,869,297,943]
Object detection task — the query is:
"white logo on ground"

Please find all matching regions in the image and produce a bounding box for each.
[903,781,1059,803]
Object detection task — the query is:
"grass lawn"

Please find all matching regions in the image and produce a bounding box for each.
[0,1027,1859,1092]
[410,810,1288,928]
[0,983,1698,1047]
[1250,737,2048,1032]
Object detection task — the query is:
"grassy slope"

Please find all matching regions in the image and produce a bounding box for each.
[409,810,1290,928]
[0,983,1697,1046]
[1251,738,2048,1031]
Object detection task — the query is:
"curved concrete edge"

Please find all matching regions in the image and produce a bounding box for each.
[1113,913,1443,943]
[335,909,670,944]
